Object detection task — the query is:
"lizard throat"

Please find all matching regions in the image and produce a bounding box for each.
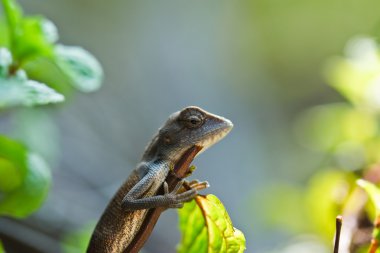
[172,145,203,176]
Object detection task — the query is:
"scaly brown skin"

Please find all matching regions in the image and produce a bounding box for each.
[125,145,203,253]
[87,106,233,253]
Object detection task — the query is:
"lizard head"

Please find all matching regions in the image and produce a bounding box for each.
[143,106,233,163]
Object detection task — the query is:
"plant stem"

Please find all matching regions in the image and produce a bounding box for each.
[124,145,202,253]
[368,217,380,253]
[368,239,378,253]
[1,0,18,47]
[334,215,343,253]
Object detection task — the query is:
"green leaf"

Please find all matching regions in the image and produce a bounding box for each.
[249,183,308,233]
[23,57,75,95]
[324,37,380,111]
[0,157,23,192]
[0,240,4,253]
[0,74,64,108]
[294,103,377,152]
[0,135,27,193]
[0,151,51,218]
[0,135,51,218]
[305,169,355,240]
[61,223,95,253]
[178,194,246,253]
[357,179,380,214]
[55,45,103,92]
[1,0,23,38]
[0,19,10,47]
[12,17,56,62]
[2,0,56,63]
[0,47,12,77]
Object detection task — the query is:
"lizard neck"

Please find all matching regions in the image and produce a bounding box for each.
[140,133,186,166]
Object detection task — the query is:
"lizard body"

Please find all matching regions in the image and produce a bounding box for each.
[87,106,233,253]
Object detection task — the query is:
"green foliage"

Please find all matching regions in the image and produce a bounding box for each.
[305,170,355,239]
[357,180,380,214]
[0,69,64,108]
[61,223,95,253]
[0,135,27,192]
[178,194,246,253]
[253,36,380,251]
[0,0,103,221]
[0,35,63,108]
[249,183,307,233]
[0,0,103,99]
[357,180,380,252]
[55,45,103,92]
[0,47,12,76]
[296,36,380,249]
[295,104,376,152]
[0,240,4,253]
[325,37,380,111]
[251,170,355,243]
[0,135,51,218]
[1,0,55,63]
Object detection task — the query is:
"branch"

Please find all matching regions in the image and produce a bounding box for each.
[124,145,202,253]
[334,215,343,253]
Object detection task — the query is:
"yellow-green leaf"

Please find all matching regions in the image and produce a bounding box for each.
[0,135,27,192]
[357,179,380,214]
[305,169,355,240]
[294,103,377,152]
[1,0,23,39]
[0,157,23,192]
[0,152,51,217]
[178,194,246,253]
[12,17,55,62]
[324,37,380,111]
[0,135,51,218]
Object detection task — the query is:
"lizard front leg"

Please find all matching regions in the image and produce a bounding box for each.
[121,180,197,211]
[121,162,198,211]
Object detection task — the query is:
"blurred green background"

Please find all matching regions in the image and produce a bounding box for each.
[2,0,380,252]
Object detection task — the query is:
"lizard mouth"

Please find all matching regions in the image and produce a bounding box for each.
[173,145,203,177]
[195,119,233,155]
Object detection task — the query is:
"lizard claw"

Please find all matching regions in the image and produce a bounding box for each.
[188,180,209,191]
[163,181,169,194]
[169,188,197,207]
[172,180,184,193]
[176,180,209,194]
[163,180,197,209]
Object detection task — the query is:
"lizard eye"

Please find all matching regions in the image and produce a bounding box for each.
[185,115,203,128]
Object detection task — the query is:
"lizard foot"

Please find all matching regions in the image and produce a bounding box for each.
[176,180,210,194]
[163,181,197,209]
[187,180,210,191]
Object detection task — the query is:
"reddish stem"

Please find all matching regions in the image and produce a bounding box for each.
[368,239,378,253]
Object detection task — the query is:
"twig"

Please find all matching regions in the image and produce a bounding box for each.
[368,217,380,253]
[368,239,378,253]
[334,215,343,253]
[124,145,202,253]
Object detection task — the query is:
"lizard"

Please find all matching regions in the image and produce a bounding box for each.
[87,106,233,253]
